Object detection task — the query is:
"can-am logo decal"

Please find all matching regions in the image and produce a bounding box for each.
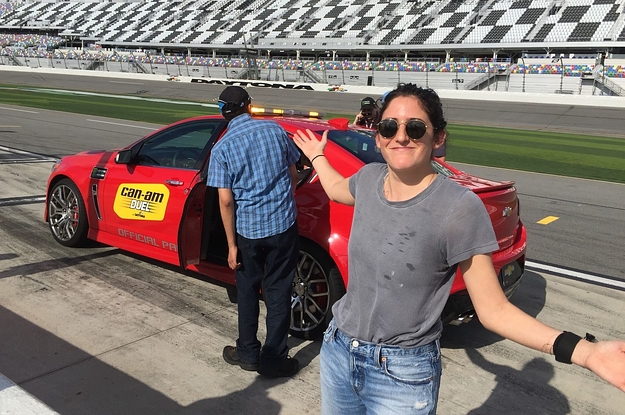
[113,184,170,221]
[191,79,314,90]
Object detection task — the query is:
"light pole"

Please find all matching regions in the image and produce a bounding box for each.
[521,51,527,92]
[147,52,154,74]
[601,50,607,92]
[423,54,429,89]
[559,55,564,93]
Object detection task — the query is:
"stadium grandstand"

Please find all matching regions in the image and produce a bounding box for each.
[1,0,624,95]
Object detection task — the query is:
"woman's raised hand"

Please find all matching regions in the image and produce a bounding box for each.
[293,129,328,160]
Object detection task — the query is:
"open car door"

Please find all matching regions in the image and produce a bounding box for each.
[178,176,207,268]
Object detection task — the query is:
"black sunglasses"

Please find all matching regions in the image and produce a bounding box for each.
[377,118,428,141]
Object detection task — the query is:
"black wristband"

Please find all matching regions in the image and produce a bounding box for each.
[553,331,582,364]
[310,154,325,164]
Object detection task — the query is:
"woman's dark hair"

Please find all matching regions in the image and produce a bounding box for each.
[378,83,448,133]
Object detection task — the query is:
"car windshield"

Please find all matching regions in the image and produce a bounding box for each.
[320,129,385,164]
[319,128,453,177]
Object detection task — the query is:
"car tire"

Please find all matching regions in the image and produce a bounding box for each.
[290,239,346,340]
[48,178,89,247]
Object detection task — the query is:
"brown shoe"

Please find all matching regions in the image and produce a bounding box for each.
[222,346,259,371]
[257,356,300,378]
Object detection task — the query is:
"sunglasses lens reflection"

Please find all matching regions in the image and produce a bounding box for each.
[378,119,427,140]
[378,119,398,138]
[406,121,427,140]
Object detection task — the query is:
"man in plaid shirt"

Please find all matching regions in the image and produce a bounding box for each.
[207,86,301,378]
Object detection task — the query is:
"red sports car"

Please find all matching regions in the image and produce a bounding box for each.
[45,111,526,339]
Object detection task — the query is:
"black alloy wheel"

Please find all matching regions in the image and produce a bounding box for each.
[290,240,345,340]
[48,178,89,247]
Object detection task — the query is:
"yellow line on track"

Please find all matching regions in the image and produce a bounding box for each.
[537,216,559,225]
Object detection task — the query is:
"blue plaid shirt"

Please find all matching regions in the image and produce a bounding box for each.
[207,113,300,239]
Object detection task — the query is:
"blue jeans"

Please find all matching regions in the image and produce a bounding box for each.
[234,222,299,367]
[320,319,442,415]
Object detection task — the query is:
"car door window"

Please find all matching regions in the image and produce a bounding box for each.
[136,121,224,170]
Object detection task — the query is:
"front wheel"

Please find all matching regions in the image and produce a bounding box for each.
[290,240,346,340]
[48,178,89,247]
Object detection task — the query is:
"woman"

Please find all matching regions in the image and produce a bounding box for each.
[293,83,625,414]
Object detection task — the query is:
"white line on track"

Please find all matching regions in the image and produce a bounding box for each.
[86,119,156,130]
[0,373,59,415]
[526,260,625,289]
[109,81,145,85]
[13,87,219,108]
[0,145,58,161]
[0,106,38,113]
[0,86,218,114]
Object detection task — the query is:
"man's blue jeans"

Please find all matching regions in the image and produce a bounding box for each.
[234,222,299,366]
[320,319,442,415]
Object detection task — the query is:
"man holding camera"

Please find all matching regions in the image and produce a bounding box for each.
[353,96,380,129]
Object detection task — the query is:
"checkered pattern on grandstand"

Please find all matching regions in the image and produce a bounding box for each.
[0,0,623,45]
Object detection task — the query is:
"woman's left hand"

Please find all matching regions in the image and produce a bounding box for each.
[293,129,327,161]
[577,339,625,392]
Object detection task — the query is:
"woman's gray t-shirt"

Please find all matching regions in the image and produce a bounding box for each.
[333,163,499,347]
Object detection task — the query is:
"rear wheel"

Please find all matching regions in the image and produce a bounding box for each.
[290,240,345,340]
[48,178,89,247]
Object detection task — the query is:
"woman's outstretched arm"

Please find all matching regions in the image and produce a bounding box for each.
[461,254,625,392]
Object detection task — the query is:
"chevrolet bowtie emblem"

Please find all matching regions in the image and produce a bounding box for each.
[504,264,515,277]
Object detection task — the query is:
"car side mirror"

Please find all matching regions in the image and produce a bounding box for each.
[115,150,133,164]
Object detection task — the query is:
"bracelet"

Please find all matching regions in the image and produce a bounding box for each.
[310,154,325,164]
[553,331,583,364]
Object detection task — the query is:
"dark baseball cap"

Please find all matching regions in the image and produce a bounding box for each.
[360,97,376,110]
[218,86,251,114]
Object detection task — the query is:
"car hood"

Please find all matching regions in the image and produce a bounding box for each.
[60,149,121,164]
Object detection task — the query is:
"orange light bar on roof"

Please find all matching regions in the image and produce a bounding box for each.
[250,107,322,118]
